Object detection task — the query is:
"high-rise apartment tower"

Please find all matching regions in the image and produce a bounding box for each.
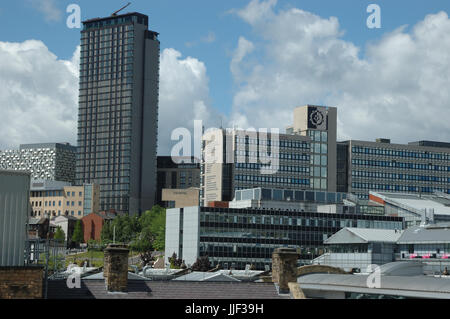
[76,12,160,214]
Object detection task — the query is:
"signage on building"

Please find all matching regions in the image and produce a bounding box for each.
[308,106,328,130]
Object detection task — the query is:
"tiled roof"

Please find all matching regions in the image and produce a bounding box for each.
[47,280,288,299]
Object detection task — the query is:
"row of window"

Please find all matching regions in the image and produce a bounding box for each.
[235,163,310,174]
[352,170,450,183]
[235,174,310,185]
[79,78,129,90]
[79,83,133,95]
[199,214,401,230]
[236,138,310,149]
[308,130,328,143]
[79,111,132,121]
[80,65,134,78]
[78,124,132,133]
[76,143,131,154]
[351,182,450,194]
[80,73,134,84]
[352,159,450,171]
[78,130,131,140]
[352,146,450,161]
[78,137,132,146]
[31,200,82,207]
[32,210,82,217]
[82,36,134,50]
[82,20,135,32]
[235,151,310,161]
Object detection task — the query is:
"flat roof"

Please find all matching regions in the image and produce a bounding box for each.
[298,273,450,299]
[371,192,450,216]
[397,223,450,244]
[82,12,148,24]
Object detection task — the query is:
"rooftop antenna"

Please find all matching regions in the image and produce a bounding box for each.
[112,2,131,16]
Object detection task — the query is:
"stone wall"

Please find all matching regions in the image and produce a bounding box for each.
[0,266,44,299]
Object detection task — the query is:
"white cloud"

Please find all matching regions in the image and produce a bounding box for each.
[0,40,220,157]
[158,48,220,155]
[0,40,79,149]
[229,1,450,144]
[28,0,63,23]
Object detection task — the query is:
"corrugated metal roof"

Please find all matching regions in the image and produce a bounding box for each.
[325,228,403,244]
[397,223,450,244]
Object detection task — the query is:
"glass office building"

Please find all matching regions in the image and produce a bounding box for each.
[76,12,160,214]
[165,206,404,270]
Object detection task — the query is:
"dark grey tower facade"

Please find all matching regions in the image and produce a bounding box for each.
[76,12,159,215]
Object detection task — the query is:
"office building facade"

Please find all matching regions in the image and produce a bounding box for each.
[76,12,160,214]
[338,139,450,200]
[0,143,76,183]
[30,180,100,219]
[165,206,404,270]
[287,105,338,192]
[156,156,200,206]
[201,129,313,205]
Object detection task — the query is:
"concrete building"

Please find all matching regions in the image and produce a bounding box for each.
[337,139,450,199]
[313,227,404,272]
[311,222,450,273]
[0,143,76,183]
[76,12,160,215]
[30,180,100,219]
[0,170,30,267]
[229,187,351,214]
[165,206,403,271]
[200,105,337,206]
[397,222,450,261]
[287,105,338,192]
[201,129,312,206]
[161,187,199,208]
[157,156,200,206]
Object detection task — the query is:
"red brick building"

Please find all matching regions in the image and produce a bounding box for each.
[82,212,116,243]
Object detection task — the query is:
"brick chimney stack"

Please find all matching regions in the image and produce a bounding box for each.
[272,248,299,294]
[103,244,129,293]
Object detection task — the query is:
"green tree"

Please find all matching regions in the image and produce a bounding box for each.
[72,220,84,245]
[54,226,65,242]
[133,206,166,252]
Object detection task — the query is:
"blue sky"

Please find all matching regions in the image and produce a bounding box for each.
[1,0,449,116]
[0,0,450,154]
